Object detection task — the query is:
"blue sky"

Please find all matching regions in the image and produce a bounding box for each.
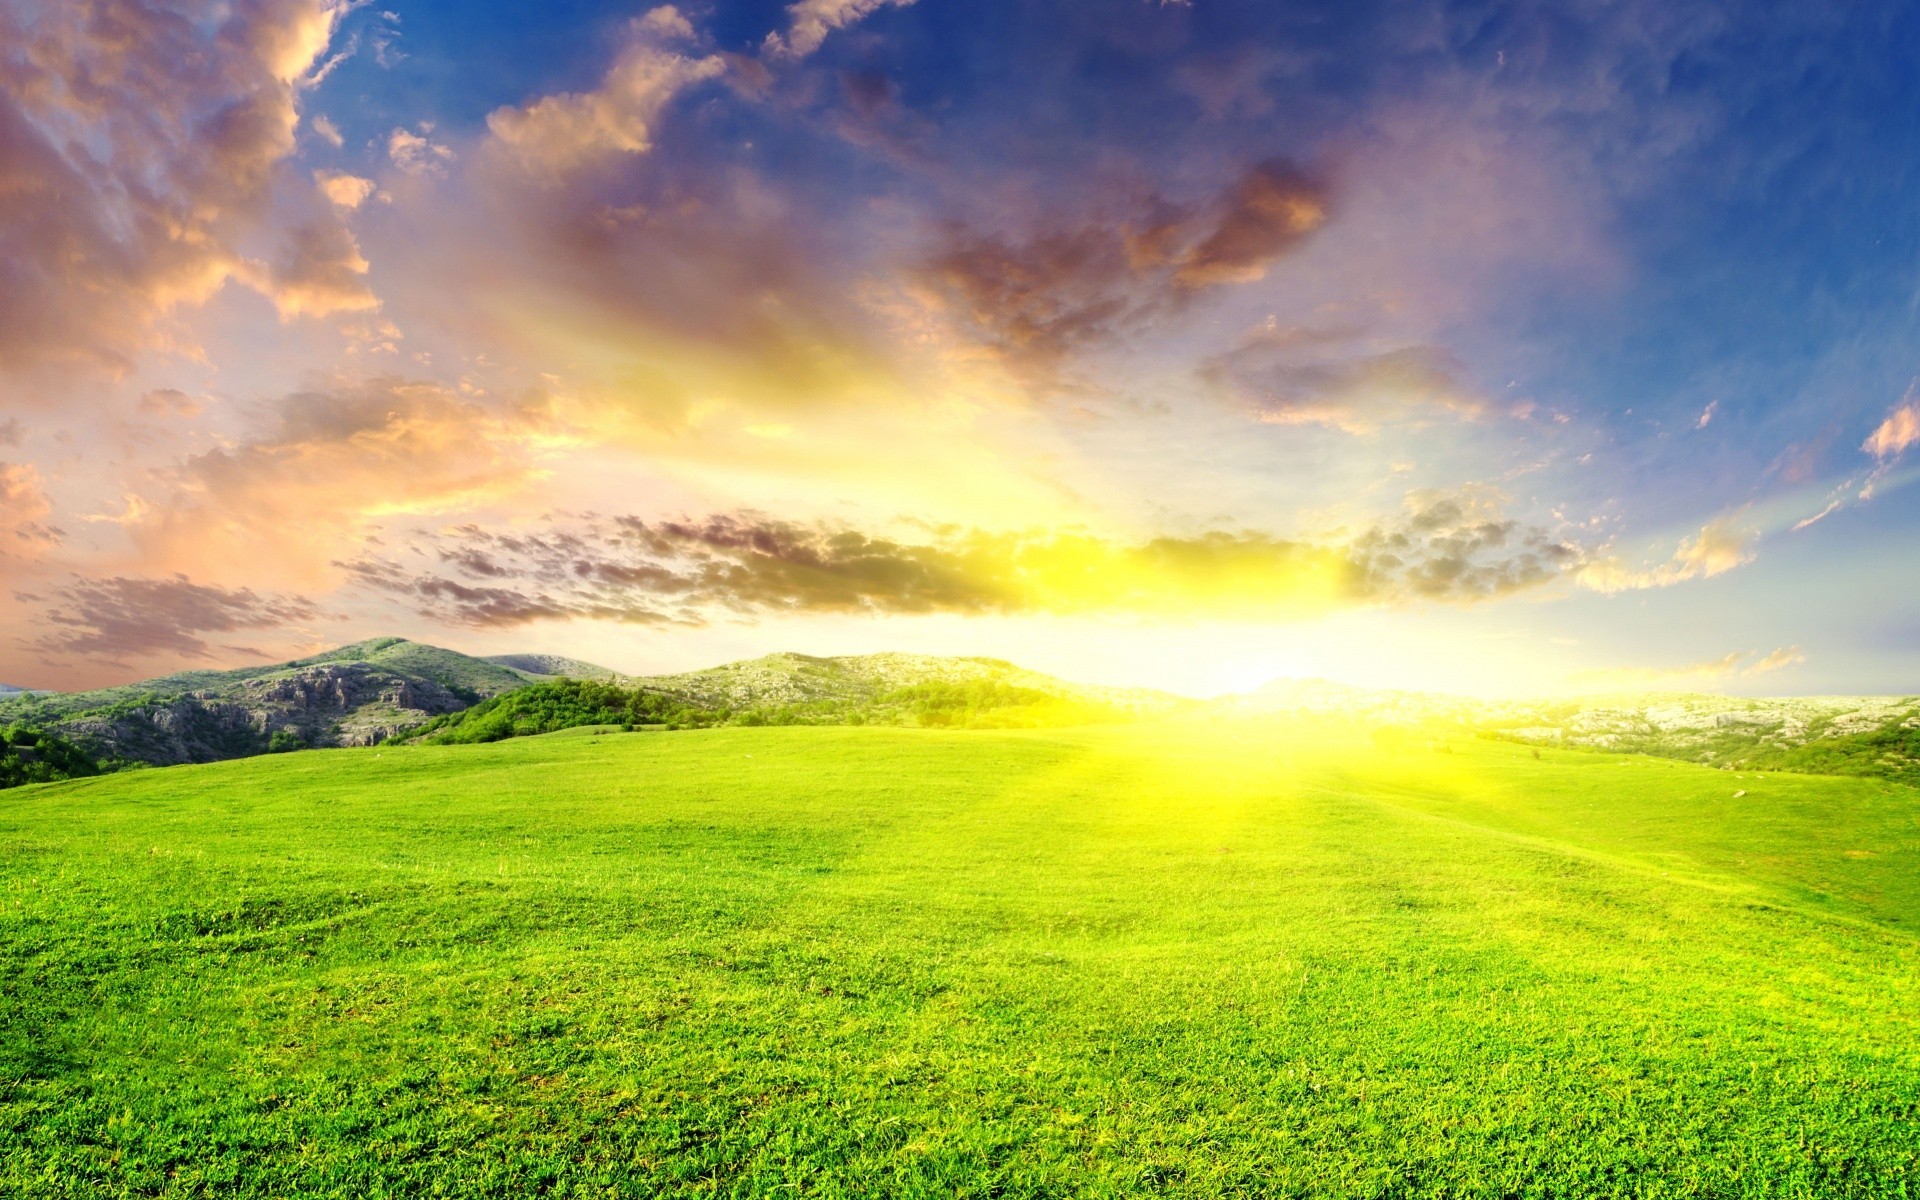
[2,0,1918,695]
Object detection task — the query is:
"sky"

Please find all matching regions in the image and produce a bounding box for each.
[4,0,1920,697]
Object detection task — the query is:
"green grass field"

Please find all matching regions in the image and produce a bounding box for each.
[3,721,1918,1196]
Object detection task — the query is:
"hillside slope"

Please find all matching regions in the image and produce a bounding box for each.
[0,638,530,766]
[404,652,1192,743]
[481,653,620,681]
[632,650,1185,714]
[0,721,1914,1194]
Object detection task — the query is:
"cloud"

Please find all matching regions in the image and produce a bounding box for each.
[250,216,378,319]
[1696,400,1717,429]
[1170,161,1330,288]
[763,0,916,60]
[0,0,358,372]
[0,419,19,447]
[1203,332,1486,433]
[338,491,1574,629]
[0,462,61,559]
[484,8,723,177]
[316,171,377,209]
[138,389,207,419]
[388,127,455,176]
[126,378,562,583]
[29,575,318,665]
[1577,517,1755,593]
[1744,645,1805,676]
[918,160,1330,374]
[1864,399,1920,459]
[1581,645,1805,688]
[311,113,345,146]
[1344,488,1575,600]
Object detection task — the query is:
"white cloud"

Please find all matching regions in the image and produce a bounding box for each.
[389,127,455,176]
[1577,516,1755,593]
[762,0,916,60]
[1864,397,1920,460]
[485,8,723,177]
[316,170,377,209]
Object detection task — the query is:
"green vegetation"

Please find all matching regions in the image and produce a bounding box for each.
[1736,719,1920,785]
[404,676,1142,745]
[0,726,97,788]
[406,679,726,743]
[3,719,1918,1195]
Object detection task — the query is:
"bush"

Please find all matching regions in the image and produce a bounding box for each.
[0,726,101,789]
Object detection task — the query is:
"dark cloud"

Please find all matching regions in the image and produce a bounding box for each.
[1348,492,1576,600]
[1202,329,1487,433]
[920,159,1329,373]
[31,575,319,664]
[340,498,1575,629]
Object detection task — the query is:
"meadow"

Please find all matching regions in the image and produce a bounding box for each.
[2,719,1917,1196]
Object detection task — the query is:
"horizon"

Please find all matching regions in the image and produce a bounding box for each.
[7,1,1920,698]
[8,632,1918,706]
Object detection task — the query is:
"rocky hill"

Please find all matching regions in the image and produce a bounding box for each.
[628,652,1187,717]
[1225,677,1920,779]
[0,639,534,767]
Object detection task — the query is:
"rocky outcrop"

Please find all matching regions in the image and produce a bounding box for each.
[7,655,516,767]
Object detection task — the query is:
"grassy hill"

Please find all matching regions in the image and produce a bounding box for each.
[0,638,531,767]
[2,718,1916,1195]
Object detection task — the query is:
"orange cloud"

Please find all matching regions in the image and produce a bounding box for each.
[1577,517,1755,593]
[126,378,565,586]
[0,461,60,560]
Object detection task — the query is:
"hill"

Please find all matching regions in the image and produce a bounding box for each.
[1231,676,1920,782]
[403,652,1191,743]
[0,638,531,767]
[481,653,620,681]
[0,719,1915,1193]
[631,651,1182,714]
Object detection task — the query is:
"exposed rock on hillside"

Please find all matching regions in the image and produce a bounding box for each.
[633,652,1183,714]
[0,639,529,767]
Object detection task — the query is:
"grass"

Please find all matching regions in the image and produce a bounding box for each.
[2,719,1918,1196]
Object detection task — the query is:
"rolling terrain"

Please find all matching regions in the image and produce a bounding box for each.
[6,636,1920,792]
[0,639,536,767]
[1,718,1916,1195]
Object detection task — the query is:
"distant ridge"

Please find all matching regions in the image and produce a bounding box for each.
[629,651,1182,713]
[483,653,620,681]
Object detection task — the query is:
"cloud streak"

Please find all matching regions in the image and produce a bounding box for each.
[339,491,1575,629]
[30,575,319,665]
